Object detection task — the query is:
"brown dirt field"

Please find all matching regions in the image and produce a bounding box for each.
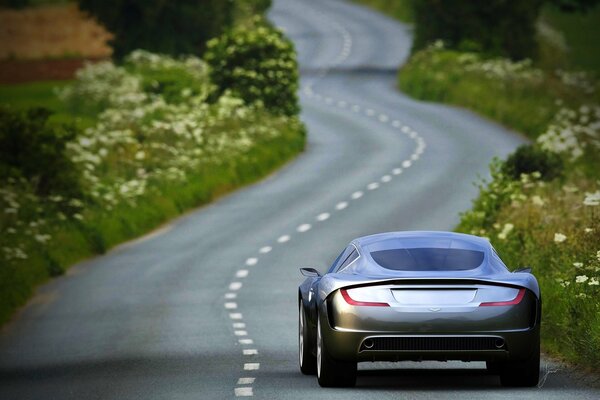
[0,3,113,60]
[0,57,105,84]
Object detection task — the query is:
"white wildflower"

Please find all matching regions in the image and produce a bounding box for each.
[583,191,600,206]
[573,262,583,268]
[589,278,599,286]
[575,275,589,283]
[531,195,545,206]
[497,223,514,240]
[554,233,567,243]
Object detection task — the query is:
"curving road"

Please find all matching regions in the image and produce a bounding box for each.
[1,0,598,398]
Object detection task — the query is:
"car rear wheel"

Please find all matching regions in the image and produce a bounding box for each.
[299,302,317,375]
[499,339,540,387]
[317,315,356,387]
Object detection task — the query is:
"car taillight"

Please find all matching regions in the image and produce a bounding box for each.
[479,288,526,307]
[340,288,389,307]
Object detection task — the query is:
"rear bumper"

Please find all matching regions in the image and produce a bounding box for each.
[319,289,540,363]
[321,324,539,363]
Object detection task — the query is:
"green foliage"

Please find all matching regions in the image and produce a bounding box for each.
[550,0,600,12]
[540,4,600,74]
[399,46,600,139]
[123,50,213,104]
[351,0,413,23]
[502,144,564,181]
[411,0,544,60]
[0,50,306,327]
[0,106,82,197]
[77,0,234,59]
[204,17,300,116]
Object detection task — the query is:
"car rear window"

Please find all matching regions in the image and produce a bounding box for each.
[370,248,484,271]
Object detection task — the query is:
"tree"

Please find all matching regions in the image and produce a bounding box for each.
[411,0,599,60]
[78,0,235,59]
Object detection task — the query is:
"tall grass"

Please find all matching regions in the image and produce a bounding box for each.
[399,44,600,370]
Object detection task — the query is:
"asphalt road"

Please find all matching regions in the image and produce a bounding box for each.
[1,0,598,398]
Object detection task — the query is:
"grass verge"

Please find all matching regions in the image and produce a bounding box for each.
[398,45,600,372]
[1,47,306,326]
[0,125,304,325]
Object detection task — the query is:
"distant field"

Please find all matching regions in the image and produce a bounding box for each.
[541,5,600,74]
[0,3,111,60]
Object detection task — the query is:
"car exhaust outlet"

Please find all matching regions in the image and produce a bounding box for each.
[364,339,374,349]
[495,338,505,349]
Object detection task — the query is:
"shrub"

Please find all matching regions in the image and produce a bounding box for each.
[502,144,564,181]
[57,61,144,116]
[123,50,213,104]
[0,106,81,197]
[411,0,544,60]
[204,17,300,116]
[78,0,234,59]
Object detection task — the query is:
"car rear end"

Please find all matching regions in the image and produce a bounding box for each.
[319,280,540,364]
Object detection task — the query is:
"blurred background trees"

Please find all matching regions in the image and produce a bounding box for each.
[411,0,600,60]
[78,0,234,59]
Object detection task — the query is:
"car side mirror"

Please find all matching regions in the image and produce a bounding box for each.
[514,266,532,274]
[300,267,322,277]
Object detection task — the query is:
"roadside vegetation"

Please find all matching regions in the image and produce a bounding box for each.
[357,0,600,371]
[0,1,305,326]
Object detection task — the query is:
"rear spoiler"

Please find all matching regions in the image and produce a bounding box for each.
[318,275,540,300]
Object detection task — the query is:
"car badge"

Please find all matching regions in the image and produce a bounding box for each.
[429,307,441,312]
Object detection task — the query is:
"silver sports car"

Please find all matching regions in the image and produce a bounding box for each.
[298,231,541,387]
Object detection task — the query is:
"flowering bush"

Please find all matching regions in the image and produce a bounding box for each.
[400,40,600,370]
[537,104,600,161]
[204,17,300,116]
[0,50,305,325]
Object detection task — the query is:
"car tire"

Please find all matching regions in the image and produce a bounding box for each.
[316,315,356,387]
[299,302,317,375]
[499,337,540,387]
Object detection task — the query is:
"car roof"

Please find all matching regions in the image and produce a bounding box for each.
[352,231,491,250]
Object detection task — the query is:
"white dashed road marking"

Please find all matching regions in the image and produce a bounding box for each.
[235,387,254,397]
[297,224,311,233]
[277,235,290,243]
[316,212,330,221]
[229,282,243,291]
[225,302,237,310]
[244,363,260,371]
[238,377,255,385]
[351,191,364,199]
[336,201,348,210]
[367,182,379,190]
[245,257,258,266]
[239,339,253,345]
[243,349,259,356]
[236,270,249,278]
[259,246,272,254]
